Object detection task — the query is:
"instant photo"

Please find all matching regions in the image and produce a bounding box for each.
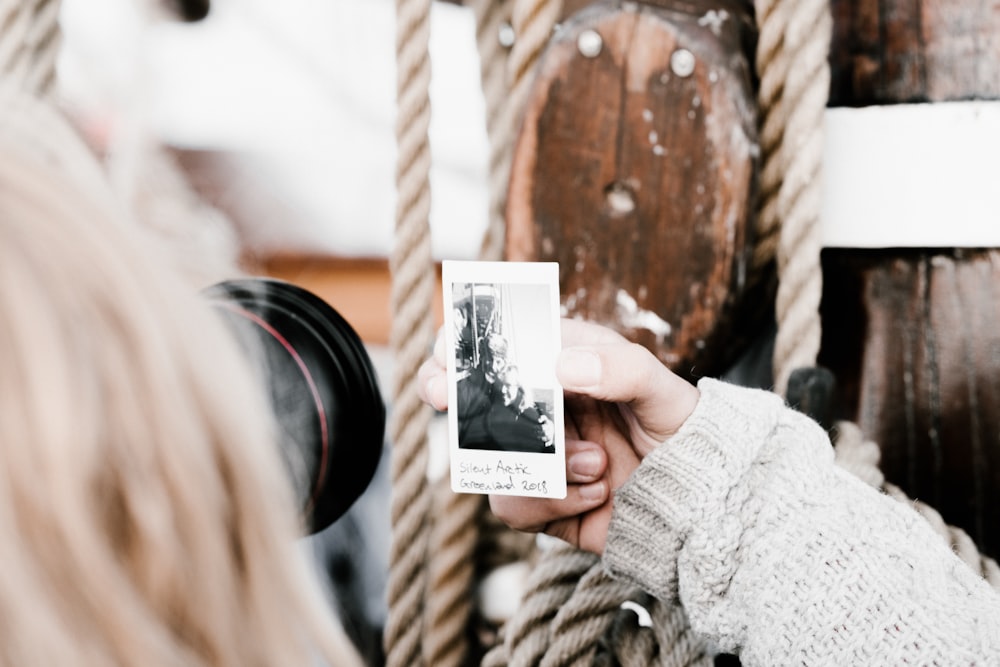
[442,261,566,499]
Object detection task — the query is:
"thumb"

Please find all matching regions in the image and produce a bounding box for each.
[556,343,699,448]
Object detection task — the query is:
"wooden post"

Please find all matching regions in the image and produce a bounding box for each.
[823,2,1000,559]
[506,0,769,381]
[829,0,1000,104]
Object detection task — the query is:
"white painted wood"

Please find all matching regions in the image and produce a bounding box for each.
[822,101,1000,248]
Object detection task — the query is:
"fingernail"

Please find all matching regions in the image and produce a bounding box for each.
[568,450,602,477]
[579,481,606,501]
[558,349,601,388]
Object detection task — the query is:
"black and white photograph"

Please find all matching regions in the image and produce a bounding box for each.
[443,261,566,499]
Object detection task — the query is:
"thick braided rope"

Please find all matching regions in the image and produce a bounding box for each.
[417,6,515,660]
[833,421,1000,589]
[0,0,61,96]
[489,547,708,667]
[422,3,520,660]
[607,597,711,667]
[497,543,599,666]
[478,0,561,261]
[385,0,436,665]
[609,617,658,666]
[539,564,637,667]
[423,478,485,666]
[472,0,514,261]
[755,0,1000,598]
[752,0,831,395]
[424,7,517,655]
[421,5,519,663]
[648,599,713,667]
[417,2,565,661]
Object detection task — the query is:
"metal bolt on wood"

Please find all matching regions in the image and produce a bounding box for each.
[498,21,515,47]
[577,29,602,58]
[670,48,695,77]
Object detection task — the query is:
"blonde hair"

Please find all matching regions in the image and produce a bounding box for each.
[0,105,361,666]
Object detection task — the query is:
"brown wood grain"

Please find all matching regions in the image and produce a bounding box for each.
[506,0,770,381]
[820,0,1000,560]
[821,249,1000,560]
[456,0,1000,103]
[829,0,1000,105]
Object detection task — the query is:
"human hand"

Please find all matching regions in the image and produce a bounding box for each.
[417,318,700,554]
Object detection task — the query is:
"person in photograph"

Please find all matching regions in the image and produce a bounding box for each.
[452,302,475,370]
[488,365,555,453]
[456,333,510,449]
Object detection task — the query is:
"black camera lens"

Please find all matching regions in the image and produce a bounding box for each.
[204,278,385,534]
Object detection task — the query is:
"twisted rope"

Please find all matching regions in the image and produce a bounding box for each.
[539,564,636,667]
[751,0,831,395]
[421,6,521,663]
[385,0,435,665]
[0,0,61,96]
[390,0,1000,666]
[647,600,713,667]
[396,1,565,662]
[486,543,599,666]
[423,478,484,666]
[472,0,514,261]
[488,547,709,667]
[478,0,561,261]
[833,421,1000,590]
[419,7,518,660]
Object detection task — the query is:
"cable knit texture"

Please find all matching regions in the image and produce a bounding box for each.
[604,378,1000,665]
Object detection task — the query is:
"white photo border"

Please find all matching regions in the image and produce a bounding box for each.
[442,260,566,499]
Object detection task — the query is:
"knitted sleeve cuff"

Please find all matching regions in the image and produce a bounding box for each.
[602,378,787,601]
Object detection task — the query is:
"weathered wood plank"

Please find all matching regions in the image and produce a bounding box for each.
[829,0,1000,105]
[506,0,769,381]
[822,249,1000,559]
[821,0,1000,561]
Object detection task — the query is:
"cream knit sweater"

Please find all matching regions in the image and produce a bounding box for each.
[604,378,1000,665]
